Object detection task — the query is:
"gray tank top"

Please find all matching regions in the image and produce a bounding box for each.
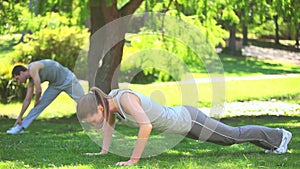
[28,59,73,85]
[109,89,192,135]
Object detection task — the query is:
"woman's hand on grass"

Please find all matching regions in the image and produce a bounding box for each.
[116,159,139,166]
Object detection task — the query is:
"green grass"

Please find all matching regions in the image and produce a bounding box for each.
[0,34,20,65]
[220,54,300,76]
[1,76,299,118]
[1,34,300,78]
[225,77,300,103]
[0,92,78,119]
[0,115,299,169]
[1,34,299,116]
[126,76,300,107]
[0,82,89,119]
[1,35,300,168]
[183,54,300,78]
[248,39,300,53]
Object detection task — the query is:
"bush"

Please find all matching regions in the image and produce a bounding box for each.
[120,32,208,84]
[12,26,89,72]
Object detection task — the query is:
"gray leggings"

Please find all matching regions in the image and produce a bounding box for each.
[21,77,85,129]
[184,106,282,150]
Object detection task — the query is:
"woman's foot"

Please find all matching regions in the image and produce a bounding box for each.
[265,128,292,154]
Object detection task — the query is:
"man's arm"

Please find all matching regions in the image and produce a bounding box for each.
[14,83,34,126]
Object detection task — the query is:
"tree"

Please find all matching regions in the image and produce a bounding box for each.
[267,0,286,44]
[286,0,300,47]
[220,0,239,54]
[0,0,27,34]
[88,0,226,93]
[88,0,143,93]
[235,0,253,46]
[4,0,299,94]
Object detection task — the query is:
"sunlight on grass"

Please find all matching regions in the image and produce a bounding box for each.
[0,161,24,169]
[0,161,94,169]
[225,77,300,102]
[123,82,209,107]
[1,115,299,169]
[125,76,300,108]
[0,82,89,119]
[268,121,300,128]
[1,77,299,119]
[0,92,77,119]
[49,164,94,169]
[220,55,300,76]
[166,149,193,156]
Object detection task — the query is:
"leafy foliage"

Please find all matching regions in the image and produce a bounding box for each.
[12,26,89,72]
[0,0,26,34]
[0,0,89,34]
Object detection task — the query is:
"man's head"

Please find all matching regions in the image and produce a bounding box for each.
[12,65,28,83]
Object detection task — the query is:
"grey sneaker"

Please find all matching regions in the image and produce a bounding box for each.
[265,128,292,154]
[6,125,24,134]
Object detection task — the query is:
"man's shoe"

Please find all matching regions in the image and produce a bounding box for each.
[265,128,292,154]
[6,125,24,134]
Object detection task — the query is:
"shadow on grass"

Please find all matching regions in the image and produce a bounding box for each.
[0,115,299,168]
[248,39,300,53]
[0,39,18,55]
[219,53,300,76]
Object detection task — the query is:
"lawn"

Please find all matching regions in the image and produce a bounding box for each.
[1,35,300,168]
[0,115,299,169]
[127,76,300,107]
[1,76,300,119]
[1,42,300,116]
[0,34,20,65]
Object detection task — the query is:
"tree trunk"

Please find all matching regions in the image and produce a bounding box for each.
[88,0,143,93]
[229,24,236,55]
[95,41,124,94]
[295,23,299,47]
[274,15,280,45]
[88,1,105,88]
[242,24,248,46]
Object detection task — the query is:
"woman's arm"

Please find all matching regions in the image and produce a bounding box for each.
[101,113,116,154]
[116,93,152,166]
[85,113,116,156]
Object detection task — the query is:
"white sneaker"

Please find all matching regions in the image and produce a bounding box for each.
[6,125,24,134]
[265,128,292,154]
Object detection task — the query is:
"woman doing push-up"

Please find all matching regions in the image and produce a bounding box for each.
[76,87,292,166]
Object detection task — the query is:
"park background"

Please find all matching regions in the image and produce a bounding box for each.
[0,0,300,168]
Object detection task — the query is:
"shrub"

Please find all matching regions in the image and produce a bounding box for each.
[12,26,89,73]
[120,32,208,84]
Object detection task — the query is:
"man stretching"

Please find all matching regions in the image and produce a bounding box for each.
[6,59,85,134]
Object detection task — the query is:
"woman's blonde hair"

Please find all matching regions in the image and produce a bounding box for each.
[76,87,111,122]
